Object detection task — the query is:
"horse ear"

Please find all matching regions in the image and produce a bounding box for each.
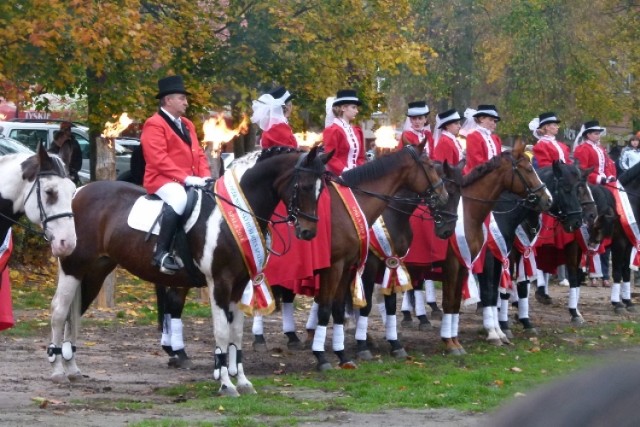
[512,138,525,158]
[552,160,562,176]
[319,148,335,165]
[416,140,426,156]
[581,166,594,180]
[443,159,451,175]
[37,142,55,171]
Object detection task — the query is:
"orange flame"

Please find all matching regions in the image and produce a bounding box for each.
[294,131,322,148]
[374,125,398,149]
[102,113,133,138]
[202,113,249,155]
[0,113,6,121]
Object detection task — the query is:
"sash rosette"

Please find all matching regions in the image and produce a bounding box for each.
[610,181,640,270]
[331,181,368,308]
[486,213,513,292]
[449,200,481,305]
[575,225,602,277]
[513,225,537,282]
[215,171,274,316]
[369,217,411,295]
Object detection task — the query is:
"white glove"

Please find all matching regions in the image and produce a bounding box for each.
[185,176,207,187]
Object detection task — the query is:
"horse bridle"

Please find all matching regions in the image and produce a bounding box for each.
[286,152,323,225]
[511,156,548,209]
[23,171,74,242]
[548,175,584,222]
[405,145,444,209]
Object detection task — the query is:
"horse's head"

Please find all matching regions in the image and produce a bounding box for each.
[431,160,462,239]
[578,166,597,227]
[587,184,617,245]
[20,145,77,257]
[282,146,332,240]
[405,145,448,208]
[505,140,553,212]
[538,161,584,232]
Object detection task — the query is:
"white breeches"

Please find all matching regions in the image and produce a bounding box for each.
[155,182,187,215]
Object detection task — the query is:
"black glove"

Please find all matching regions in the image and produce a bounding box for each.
[600,177,607,185]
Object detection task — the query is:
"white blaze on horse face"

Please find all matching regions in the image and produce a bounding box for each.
[315,178,322,199]
[39,177,77,257]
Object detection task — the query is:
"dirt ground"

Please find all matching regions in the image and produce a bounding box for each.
[0,279,634,427]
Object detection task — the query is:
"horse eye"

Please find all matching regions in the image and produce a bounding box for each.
[45,189,55,196]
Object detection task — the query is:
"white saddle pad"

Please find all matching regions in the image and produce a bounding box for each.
[127,192,202,235]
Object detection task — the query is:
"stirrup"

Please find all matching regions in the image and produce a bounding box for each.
[156,252,180,274]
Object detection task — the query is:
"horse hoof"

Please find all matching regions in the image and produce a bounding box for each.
[570,315,585,326]
[503,329,514,339]
[287,341,304,351]
[236,384,257,395]
[430,309,443,321]
[400,319,413,328]
[252,341,268,352]
[613,303,627,315]
[418,321,432,331]
[487,338,503,346]
[535,293,552,305]
[356,350,374,361]
[67,372,84,382]
[524,327,538,336]
[218,385,241,398]
[456,347,467,355]
[317,362,333,372]
[391,348,408,359]
[625,305,637,313]
[168,357,193,370]
[500,336,512,345]
[339,361,358,370]
[51,373,70,384]
[446,348,461,356]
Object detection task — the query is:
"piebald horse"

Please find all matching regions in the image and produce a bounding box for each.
[48,147,331,397]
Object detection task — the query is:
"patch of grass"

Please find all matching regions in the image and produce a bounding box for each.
[2,317,49,337]
[154,320,640,423]
[183,301,212,318]
[12,283,56,310]
[130,419,215,427]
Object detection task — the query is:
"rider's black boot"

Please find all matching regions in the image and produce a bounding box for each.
[152,204,181,274]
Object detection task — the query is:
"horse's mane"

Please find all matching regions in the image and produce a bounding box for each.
[462,152,511,187]
[590,184,615,214]
[342,148,411,187]
[619,161,640,186]
[537,162,581,184]
[257,146,305,162]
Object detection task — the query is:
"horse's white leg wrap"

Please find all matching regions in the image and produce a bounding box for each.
[161,314,171,347]
[282,302,296,333]
[518,298,529,319]
[451,314,460,339]
[568,287,578,309]
[170,318,184,351]
[440,313,453,339]
[611,283,621,303]
[401,291,413,312]
[385,315,398,341]
[414,290,427,316]
[622,282,631,300]
[306,302,319,330]
[483,306,499,341]
[252,314,264,335]
[312,325,327,352]
[425,280,437,303]
[498,298,509,322]
[355,315,368,341]
[332,324,345,352]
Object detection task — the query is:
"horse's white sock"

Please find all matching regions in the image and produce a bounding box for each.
[611,283,621,303]
[252,315,264,335]
[622,282,631,300]
[312,325,327,352]
[355,315,368,341]
[385,315,398,341]
[536,269,546,287]
[170,318,184,351]
[499,298,509,322]
[568,287,578,309]
[518,298,529,319]
[544,273,550,294]
[492,306,501,329]
[414,290,427,316]
[401,292,413,312]
[282,302,296,333]
[482,306,494,330]
[306,302,319,330]
[440,313,452,339]
[425,280,437,303]
[332,324,345,352]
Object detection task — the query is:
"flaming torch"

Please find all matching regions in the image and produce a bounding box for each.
[374,125,398,157]
[0,114,6,121]
[102,113,133,148]
[294,131,322,150]
[202,113,249,158]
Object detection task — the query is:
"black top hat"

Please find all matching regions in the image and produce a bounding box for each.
[582,120,606,136]
[473,104,500,121]
[269,86,294,103]
[332,89,362,106]
[156,75,191,99]
[537,112,561,128]
[437,109,462,129]
[407,101,430,117]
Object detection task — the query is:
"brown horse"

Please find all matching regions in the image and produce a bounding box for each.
[439,141,552,354]
[309,143,448,370]
[354,161,463,360]
[48,147,331,397]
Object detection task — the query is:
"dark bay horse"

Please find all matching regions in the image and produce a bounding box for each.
[0,145,77,258]
[483,162,594,340]
[309,143,448,371]
[48,147,331,397]
[439,142,553,354]
[354,161,463,360]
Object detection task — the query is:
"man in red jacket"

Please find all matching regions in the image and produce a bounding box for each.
[141,75,211,274]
